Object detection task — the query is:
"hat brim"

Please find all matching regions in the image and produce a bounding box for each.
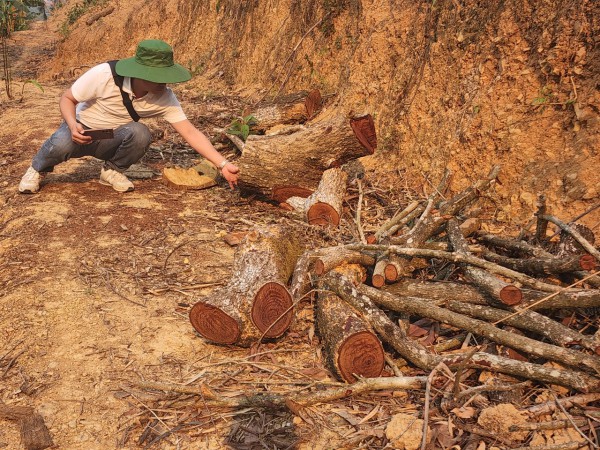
[115,57,191,83]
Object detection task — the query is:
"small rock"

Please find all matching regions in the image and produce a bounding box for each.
[385,413,430,450]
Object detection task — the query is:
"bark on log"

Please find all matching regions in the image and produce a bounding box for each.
[320,272,600,392]
[189,225,302,347]
[475,232,600,288]
[289,246,375,301]
[237,113,376,202]
[251,90,323,132]
[445,301,600,354]
[380,278,600,310]
[482,251,597,276]
[315,292,384,382]
[448,219,523,307]
[305,168,348,226]
[337,273,600,374]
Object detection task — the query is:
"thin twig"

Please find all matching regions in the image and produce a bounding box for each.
[355,179,367,244]
[550,389,599,449]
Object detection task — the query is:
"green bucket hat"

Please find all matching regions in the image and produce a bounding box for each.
[115,39,191,83]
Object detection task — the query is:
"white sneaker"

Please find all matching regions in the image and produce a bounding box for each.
[18,166,43,193]
[99,168,134,192]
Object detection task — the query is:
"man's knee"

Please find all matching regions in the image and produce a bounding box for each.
[122,122,152,149]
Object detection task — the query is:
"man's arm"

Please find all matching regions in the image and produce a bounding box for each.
[171,119,239,189]
[60,88,91,144]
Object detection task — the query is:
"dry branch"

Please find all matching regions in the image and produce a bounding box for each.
[445,301,600,354]
[132,375,425,408]
[85,6,114,26]
[320,272,600,392]
[448,219,522,307]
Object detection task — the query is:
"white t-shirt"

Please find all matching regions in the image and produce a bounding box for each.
[71,63,187,129]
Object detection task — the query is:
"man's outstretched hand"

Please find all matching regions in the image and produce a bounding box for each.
[222,163,240,189]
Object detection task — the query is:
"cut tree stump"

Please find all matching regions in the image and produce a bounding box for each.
[237,113,376,202]
[251,90,323,133]
[162,167,217,190]
[189,225,303,347]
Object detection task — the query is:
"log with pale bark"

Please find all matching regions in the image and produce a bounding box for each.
[237,113,376,202]
[447,219,523,307]
[189,225,302,347]
[304,167,348,226]
[315,292,384,382]
[251,89,324,132]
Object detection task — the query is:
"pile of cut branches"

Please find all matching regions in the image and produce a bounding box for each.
[127,165,600,449]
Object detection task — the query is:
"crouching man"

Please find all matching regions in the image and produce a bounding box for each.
[19,39,239,193]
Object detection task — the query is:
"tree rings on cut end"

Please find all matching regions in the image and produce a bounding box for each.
[305,89,323,119]
[349,114,377,154]
[271,186,312,203]
[189,302,240,345]
[307,202,340,226]
[384,263,399,283]
[371,273,385,288]
[251,282,293,338]
[499,285,523,306]
[580,254,597,271]
[337,331,385,383]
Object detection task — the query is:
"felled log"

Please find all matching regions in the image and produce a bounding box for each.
[320,272,600,392]
[475,232,600,288]
[0,402,54,450]
[189,225,302,347]
[251,90,323,132]
[237,113,376,202]
[447,219,523,307]
[482,251,597,276]
[304,168,348,226]
[289,246,375,301]
[445,301,600,354]
[315,292,385,382]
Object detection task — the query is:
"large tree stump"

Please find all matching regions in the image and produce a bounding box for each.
[251,90,323,132]
[237,113,376,202]
[189,225,303,347]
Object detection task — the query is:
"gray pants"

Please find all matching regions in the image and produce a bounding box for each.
[31,121,152,173]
